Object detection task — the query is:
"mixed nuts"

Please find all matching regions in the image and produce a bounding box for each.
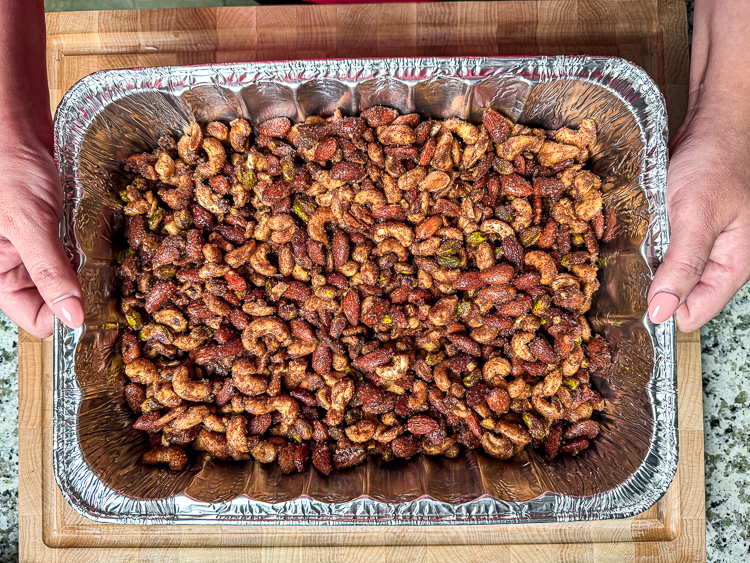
[118,106,612,474]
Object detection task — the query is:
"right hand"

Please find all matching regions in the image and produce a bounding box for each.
[0,121,83,337]
[648,107,750,332]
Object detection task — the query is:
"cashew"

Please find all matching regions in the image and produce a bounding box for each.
[232,358,269,396]
[172,364,213,402]
[494,420,531,445]
[353,189,387,210]
[242,317,290,353]
[373,222,414,247]
[199,428,231,459]
[206,121,229,141]
[562,343,584,376]
[551,198,589,233]
[571,264,597,283]
[525,251,558,285]
[574,189,602,221]
[142,446,188,471]
[510,198,532,232]
[272,395,300,425]
[570,170,601,199]
[375,354,409,381]
[195,182,230,215]
[480,219,514,240]
[481,433,513,460]
[229,118,252,153]
[345,420,377,443]
[550,273,579,291]
[248,242,277,277]
[511,332,535,362]
[537,141,580,167]
[125,358,157,385]
[373,238,409,262]
[153,307,188,332]
[226,415,251,460]
[155,152,177,184]
[168,405,211,431]
[433,360,452,391]
[251,440,277,463]
[308,206,336,245]
[482,357,511,387]
[567,401,593,422]
[541,369,562,397]
[268,213,297,245]
[197,137,227,178]
[532,383,563,419]
[153,380,182,408]
[203,414,226,433]
[178,135,200,165]
[555,118,596,149]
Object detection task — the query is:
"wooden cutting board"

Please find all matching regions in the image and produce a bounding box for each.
[21,2,704,561]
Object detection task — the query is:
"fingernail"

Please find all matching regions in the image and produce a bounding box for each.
[51,296,84,329]
[648,292,679,324]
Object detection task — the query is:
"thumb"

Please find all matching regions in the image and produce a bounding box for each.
[647,202,718,325]
[8,211,84,330]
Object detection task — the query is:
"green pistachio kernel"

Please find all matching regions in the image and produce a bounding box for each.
[466,231,486,245]
[572,234,585,246]
[382,315,392,325]
[425,352,444,367]
[119,189,129,203]
[173,209,193,229]
[140,398,162,413]
[495,247,504,259]
[282,162,296,181]
[522,414,533,428]
[125,310,144,331]
[437,255,460,268]
[155,265,178,279]
[463,372,479,388]
[457,301,471,315]
[293,203,309,222]
[116,249,127,264]
[562,378,578,389]
[438,240,459,255]
[238,168,257,189]
[127,247,137,256]
[148,209,166,231]
[595,258,605,270]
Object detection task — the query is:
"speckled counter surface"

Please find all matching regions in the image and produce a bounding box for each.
[702,285,750,561]
[0,312,18,563]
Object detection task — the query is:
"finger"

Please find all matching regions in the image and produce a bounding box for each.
[5,210,84,329]
[674,262,742,333]
[0,262,54,337]
[674,235,750,333]
[647,198,721,325]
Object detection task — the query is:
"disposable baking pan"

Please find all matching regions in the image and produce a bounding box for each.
[53,56,676,525]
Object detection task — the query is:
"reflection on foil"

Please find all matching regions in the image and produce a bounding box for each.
[53,57,676,525]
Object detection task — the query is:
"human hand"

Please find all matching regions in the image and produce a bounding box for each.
[0,123,83,337]
[647,108,750,332]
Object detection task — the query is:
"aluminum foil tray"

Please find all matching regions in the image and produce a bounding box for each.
[53,56,676,526]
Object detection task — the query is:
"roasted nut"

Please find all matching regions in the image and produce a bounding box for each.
[122,111,610,472]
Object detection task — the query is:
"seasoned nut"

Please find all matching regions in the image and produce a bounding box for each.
[122,111,610,472]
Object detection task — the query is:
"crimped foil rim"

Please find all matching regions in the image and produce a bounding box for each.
[53,56,676,525]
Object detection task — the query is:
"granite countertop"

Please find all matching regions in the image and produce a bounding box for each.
[2,1,747,562]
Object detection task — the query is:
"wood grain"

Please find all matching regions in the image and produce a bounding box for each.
[21,2,702,561]
[18,329,705,561]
